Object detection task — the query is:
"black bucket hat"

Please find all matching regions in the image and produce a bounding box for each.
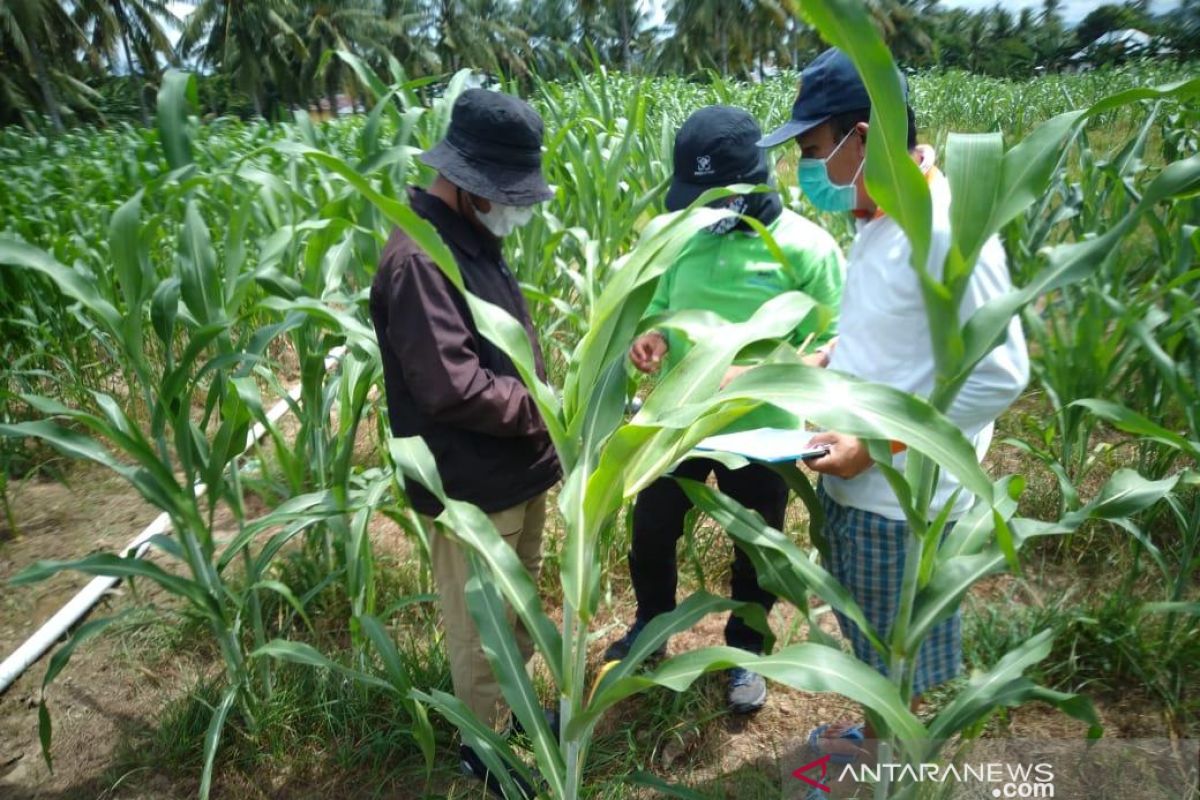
[419,89,555,206]
[666,105,771,212]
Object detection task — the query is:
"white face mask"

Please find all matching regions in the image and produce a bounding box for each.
[475,200,535,238]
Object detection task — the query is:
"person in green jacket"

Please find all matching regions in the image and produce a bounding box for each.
[604,106,844,714]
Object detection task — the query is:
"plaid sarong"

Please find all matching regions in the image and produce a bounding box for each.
[818,483,962,697]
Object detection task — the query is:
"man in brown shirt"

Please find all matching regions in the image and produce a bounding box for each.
[369,89,560,797]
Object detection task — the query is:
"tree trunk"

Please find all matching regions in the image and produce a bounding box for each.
[28,35,64,133]
[757,29,766,82]
[115,6,152,127]
[327,67,339,120]
[719,22,729,75]
[439,0,451,72]
[620,2,631,69]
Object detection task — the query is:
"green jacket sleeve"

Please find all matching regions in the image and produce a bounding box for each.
[646,261,674,320]
[787,241,845,347]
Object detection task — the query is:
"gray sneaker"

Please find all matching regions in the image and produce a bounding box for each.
[727,667,767,714]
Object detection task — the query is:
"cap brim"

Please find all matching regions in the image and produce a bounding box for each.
[756,115,830,148]
[664,177,709,212]
[419,142,554,205]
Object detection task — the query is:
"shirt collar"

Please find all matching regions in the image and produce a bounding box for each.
[408,186,498,260]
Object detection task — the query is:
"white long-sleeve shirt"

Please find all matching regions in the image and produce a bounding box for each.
[822,146,1029,521]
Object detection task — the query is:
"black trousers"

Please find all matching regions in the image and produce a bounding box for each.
[628,458,789,653]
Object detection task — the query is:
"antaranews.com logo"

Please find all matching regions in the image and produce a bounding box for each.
[793,753,1056,797]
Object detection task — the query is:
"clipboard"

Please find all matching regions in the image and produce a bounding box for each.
[693,428,830,463]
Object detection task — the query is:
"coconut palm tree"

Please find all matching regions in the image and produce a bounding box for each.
[427,0,530,77]
[868,0,935,66]
[297,1,414,114]
[659,0,800,79]
[177,0,307,118]
[660,0,749,76]
[0,0,100,131]
[610,0,642,69]
[75,0,178,124]
[577,0,645,70]
[511,0,574,77]
[1036,0,1069,69]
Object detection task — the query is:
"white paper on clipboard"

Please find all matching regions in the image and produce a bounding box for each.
[693,428,829,463]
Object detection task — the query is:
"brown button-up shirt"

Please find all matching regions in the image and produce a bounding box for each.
[369,187,561,516]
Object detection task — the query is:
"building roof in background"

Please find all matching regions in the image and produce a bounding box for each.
[1070,27,1170,62]
[1091,28,1154,47]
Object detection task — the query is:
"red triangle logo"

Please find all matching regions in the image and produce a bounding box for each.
[792,753,832,792]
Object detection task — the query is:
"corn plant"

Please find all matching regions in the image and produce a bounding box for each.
[1068,399,1200,718]
[1003,101,1198,511]
[358,191,1103,798]
[1065,188,1200,713]
[275,3,1200,797]
[911,62,1192,137]
[0,72,432,798]
[3,57,1192,424]
[988,78,1200,731]
[0,16,1196,800]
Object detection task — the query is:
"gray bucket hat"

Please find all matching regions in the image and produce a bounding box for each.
[419,89,555,205]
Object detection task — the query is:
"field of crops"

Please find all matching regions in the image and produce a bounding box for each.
[0,30,1198,800]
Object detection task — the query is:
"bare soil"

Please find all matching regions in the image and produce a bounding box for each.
[0,465,212,800]
[0,440,1184,799]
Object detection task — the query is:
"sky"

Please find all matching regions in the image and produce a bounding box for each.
[165,2,191,47]
[637,0,1184,28]
[935,0,1181,25]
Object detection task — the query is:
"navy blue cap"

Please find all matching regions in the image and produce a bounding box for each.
[758,48,906,148]
[665,105,770,212]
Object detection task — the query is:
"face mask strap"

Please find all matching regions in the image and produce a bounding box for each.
[826,127,857,163]
[817,127,865,195]
[847,145,865,188]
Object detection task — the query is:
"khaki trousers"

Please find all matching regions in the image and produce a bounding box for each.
[424,491,546,729]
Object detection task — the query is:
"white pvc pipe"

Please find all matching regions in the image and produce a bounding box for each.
[0,347,347,694]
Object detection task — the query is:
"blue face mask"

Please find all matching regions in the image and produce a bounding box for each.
[797,129,863,213]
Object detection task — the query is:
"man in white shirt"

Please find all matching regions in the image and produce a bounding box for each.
[758,48,1029,760]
